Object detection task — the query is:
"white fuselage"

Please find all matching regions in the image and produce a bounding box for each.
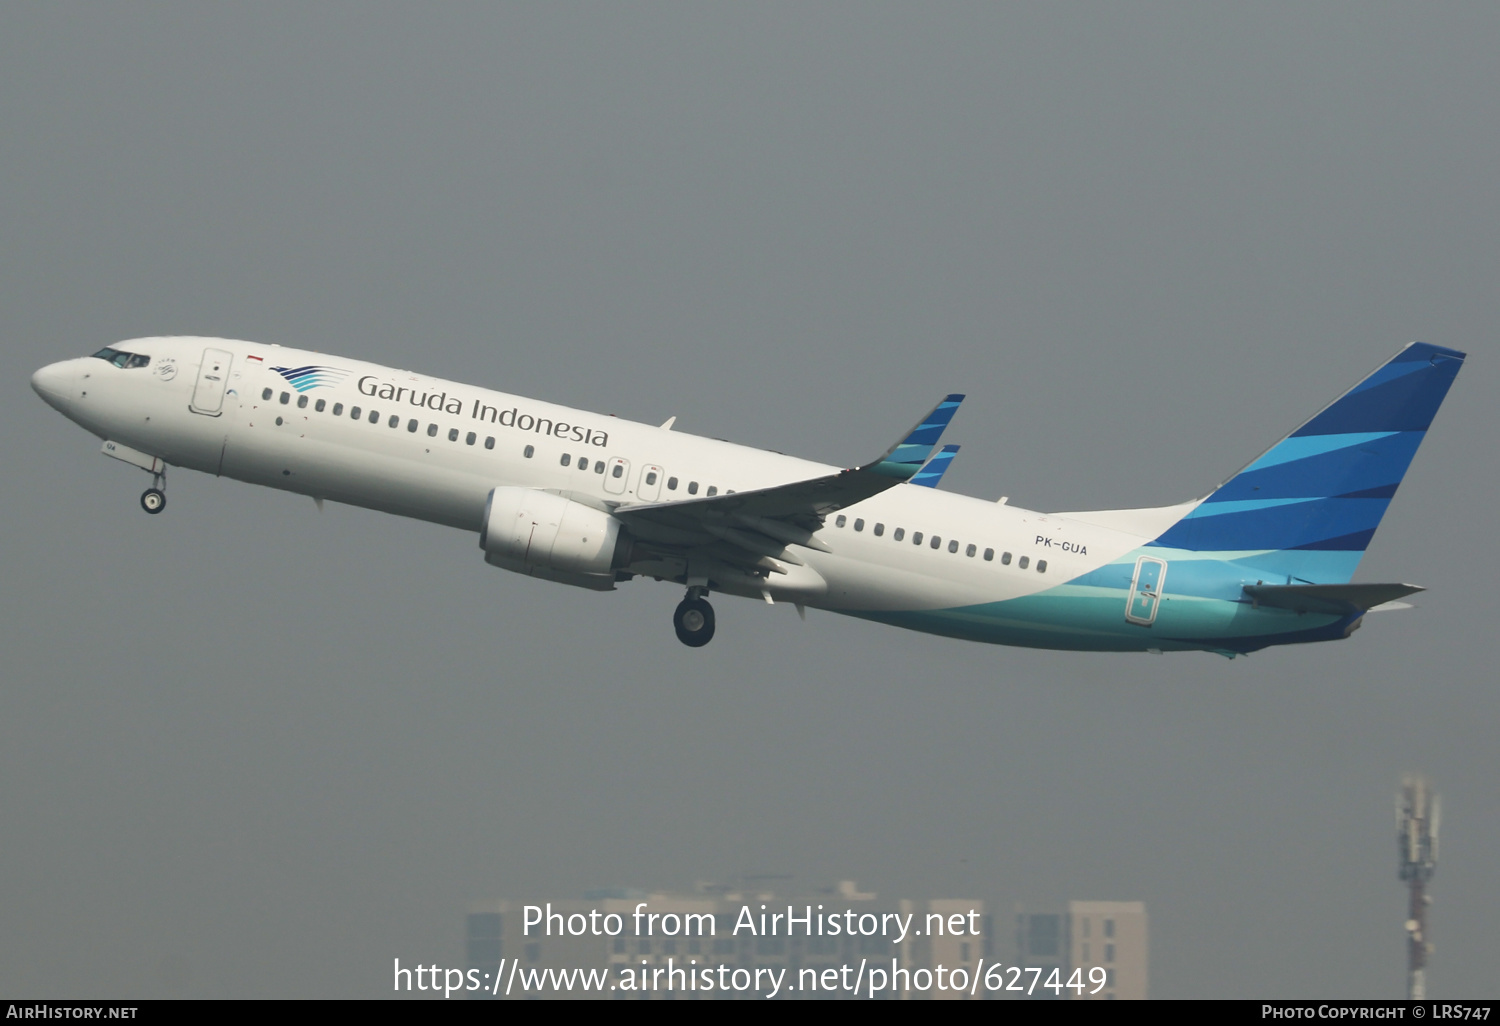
[32,336,1154,618]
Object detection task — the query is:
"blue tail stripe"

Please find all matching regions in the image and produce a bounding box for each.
[1293,348,1463,436]
[1348,356,1434,395]
[1157,498,1392,551]
[1144,344,1464,583]
[1242,431,1398,472]
[1183,496,1316,518]
[1206,431,1424,502]
[1292,528,1377,552]
[1227,549,1364,582]
[1336,483,1398,500]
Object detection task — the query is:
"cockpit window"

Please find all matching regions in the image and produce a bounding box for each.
[91,347,150,369]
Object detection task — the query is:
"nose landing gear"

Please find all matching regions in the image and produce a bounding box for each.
[673,587,716,647]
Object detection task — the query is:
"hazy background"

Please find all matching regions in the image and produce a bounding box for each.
[2,3,1496,998]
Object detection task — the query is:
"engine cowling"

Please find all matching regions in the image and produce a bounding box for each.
[480,487,627,590]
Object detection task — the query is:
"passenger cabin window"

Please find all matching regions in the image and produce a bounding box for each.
[948,540,959,553]
[449,428,459,441]
[350,406,361,419]
[485,436,495,449]
[894,528,905,541]
[615,465,626,479]
[966,544,977,557]
[1037,560,1047,573]
[873,523,884,537]
[705,484,715,494]
[835,515,847,528]
[578,457,589,471]
[389,415,400,428]
[594,462,604,475]
[280,392,290,405]
[1018,556,1030,569]
[406,418,418,432]
[853,519,864,532]
[427,423,438,437]
[912,532,923,545]
[931,536,942,549]
[368,410,379,424]
[667,477,678,490]
[645,471,657,485]
[315,399,326,412]
[983,547,994,561]
[297,395,309,409]
[1001,552,1012,565]
[466,432,476,445]
[332,403,343,416]
[688,481,699,494]
[262,388,273,400]
[561,453,571,466]
[524,445,535,458]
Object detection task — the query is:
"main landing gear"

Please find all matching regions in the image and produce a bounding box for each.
[673,587,716,648]
[140,467,166,515]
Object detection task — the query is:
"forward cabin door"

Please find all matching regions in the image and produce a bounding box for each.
[189,348,234,415]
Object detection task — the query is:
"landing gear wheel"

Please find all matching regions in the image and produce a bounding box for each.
[673,597,716,647]
[140,488,166,514]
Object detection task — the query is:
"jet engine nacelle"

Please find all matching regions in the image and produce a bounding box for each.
[480,486,627,591]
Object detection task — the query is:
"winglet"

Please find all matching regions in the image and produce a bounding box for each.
[863,394,964,480]
[910,444,961,488]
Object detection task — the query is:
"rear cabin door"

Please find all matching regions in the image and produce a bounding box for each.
[1125,556,1168,626]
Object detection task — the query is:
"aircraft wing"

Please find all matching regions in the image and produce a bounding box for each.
[614,394,963,561]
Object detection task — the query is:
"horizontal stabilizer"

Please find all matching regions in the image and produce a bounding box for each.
[1242,582,1424,615]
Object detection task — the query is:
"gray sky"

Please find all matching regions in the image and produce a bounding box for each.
[2,2,1496,998]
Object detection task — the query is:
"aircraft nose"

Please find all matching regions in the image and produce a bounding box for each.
[31,361,74,410]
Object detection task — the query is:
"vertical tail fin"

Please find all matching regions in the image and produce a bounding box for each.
[1149,343,1465,583]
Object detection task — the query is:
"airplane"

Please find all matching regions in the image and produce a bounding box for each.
[31,338,1464,656]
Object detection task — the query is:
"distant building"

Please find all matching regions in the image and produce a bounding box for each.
[1015,901,1147,1000]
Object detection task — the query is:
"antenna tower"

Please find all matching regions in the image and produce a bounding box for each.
[1397,774,1439,999]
